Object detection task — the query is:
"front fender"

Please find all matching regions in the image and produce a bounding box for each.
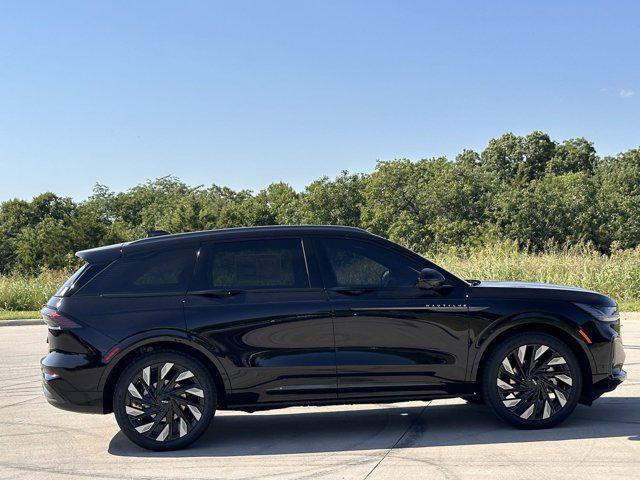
[467,310,596,382]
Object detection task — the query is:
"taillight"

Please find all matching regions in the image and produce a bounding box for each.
[42,366,60,381]
[40,308,81,330]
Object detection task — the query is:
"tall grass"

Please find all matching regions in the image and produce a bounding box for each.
[0,269,69,311]
[1,242,640,312]
[432,242,640,309]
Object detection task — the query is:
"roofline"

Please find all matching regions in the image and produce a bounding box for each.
[72,224,467,286]
[126,225,371,245]
[76,225,374,259]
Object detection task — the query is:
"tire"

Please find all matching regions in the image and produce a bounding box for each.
[463,393,485,405]
[113,350,216,451]
[481,332,581,429]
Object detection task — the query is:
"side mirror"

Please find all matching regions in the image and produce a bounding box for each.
[418,268,446,289]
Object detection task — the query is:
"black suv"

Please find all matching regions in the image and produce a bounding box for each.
[41,226,626,450]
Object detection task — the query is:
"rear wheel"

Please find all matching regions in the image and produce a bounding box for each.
[113,351,215,450]
[482,332,581,429]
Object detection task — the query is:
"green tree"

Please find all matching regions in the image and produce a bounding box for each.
[0,193,78,273]
[297,171,367,226]
[363,157,495,252]
[0,199,34,272]
[481,131,556,182]
[595,149,640,249]
[12,217,77,273]
[547,138,597,175]
[492,173,597,249]
[2,131,639,273]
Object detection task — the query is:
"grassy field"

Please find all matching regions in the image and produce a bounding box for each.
[0,311,40,320]
[0,269,68,312]
[1,243,639,319]
[432,242,640,311]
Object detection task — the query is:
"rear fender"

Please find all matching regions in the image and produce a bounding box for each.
[97,329,232,393]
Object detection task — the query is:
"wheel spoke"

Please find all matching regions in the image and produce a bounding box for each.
[533,354,568,375]
[509,388,536,416]
[527,345,539,376]
[532,397,544,420]
[168,405,174,440]
[500,370,530,387]
[519,403,535,419]
[173,400,195,429]
[171,395,203,408]
[148,409,168,437]
[139,373,156,398]
[509,350,529,382]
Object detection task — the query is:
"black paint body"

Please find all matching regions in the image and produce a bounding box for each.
[40,226,626,414]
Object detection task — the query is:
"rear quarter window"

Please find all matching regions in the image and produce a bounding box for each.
[79,247,198,296]
[54,263,109,297]
[55,264,89,297]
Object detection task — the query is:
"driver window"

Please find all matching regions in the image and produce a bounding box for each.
[318,238,419,288]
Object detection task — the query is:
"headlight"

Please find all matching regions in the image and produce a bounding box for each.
[574,303,620,322]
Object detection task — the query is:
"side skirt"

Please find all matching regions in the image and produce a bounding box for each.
[222,390,475,413]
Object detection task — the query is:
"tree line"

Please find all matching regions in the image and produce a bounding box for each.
[2,131,639,274]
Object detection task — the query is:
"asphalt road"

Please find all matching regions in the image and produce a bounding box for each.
[1,319,639,480]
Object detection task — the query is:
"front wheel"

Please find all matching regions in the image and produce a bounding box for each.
[113,351,216,451]
[482,333,581,429]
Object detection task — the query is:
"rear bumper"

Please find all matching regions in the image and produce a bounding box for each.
[41,354,105,414]
[42,379,104,413]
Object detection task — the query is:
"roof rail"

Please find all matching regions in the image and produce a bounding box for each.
[146,229,171,238]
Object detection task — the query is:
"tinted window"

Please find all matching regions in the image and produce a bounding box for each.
[318,238,419,288]
[80,247,198,295]
[196,238,309,290]
[55,263,89,297]
[55,263,108,296]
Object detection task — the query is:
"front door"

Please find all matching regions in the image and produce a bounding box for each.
[184,237,336,406]
[313,236,470,399]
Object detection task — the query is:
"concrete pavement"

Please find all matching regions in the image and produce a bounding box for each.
[0,320,639,479]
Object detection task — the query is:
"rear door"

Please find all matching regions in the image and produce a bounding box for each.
[184,237,336,406]
[70,245,199,340]
[313,236,470,400]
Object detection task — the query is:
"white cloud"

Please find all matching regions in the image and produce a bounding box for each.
[619,88,635,98]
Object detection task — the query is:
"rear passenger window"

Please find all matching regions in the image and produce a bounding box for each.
[80,247,198,295]
[194,239,309,290]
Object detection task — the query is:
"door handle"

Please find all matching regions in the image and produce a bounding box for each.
[332,288,375,296]
[189,289,244,298]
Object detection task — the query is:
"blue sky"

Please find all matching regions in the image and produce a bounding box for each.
[0,1,638,201]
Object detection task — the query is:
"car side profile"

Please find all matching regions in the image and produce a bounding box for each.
[41,226,626,450]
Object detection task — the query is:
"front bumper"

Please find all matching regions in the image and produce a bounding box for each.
[592,367,627,399]
[584,333,626,404]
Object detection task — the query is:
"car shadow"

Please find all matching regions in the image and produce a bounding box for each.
[108,396,640,458]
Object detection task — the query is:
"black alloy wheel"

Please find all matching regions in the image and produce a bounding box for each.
[113,351,215,450]
[483,332,581,429]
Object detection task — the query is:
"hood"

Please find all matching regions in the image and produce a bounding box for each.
[471,280,615,306]
[477,281,596,293]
